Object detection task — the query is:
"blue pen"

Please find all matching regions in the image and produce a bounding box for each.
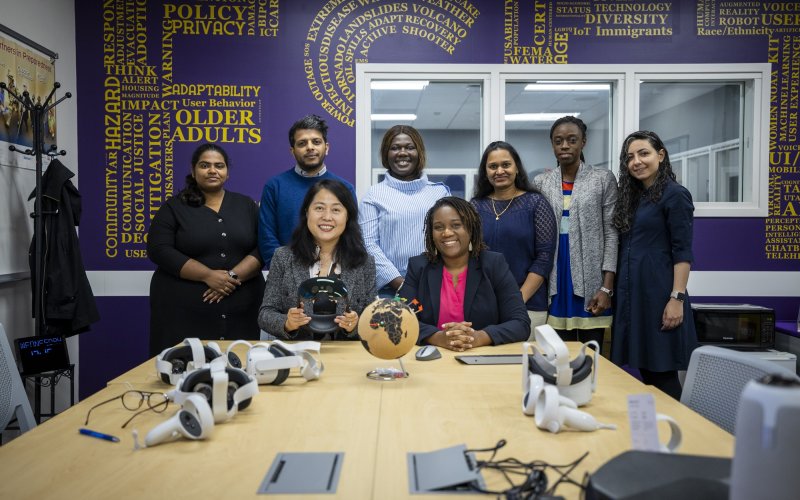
[79,428,120,443]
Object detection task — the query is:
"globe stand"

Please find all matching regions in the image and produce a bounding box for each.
[366,358,409,381]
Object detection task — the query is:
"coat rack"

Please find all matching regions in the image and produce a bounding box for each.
[1,81,72,336]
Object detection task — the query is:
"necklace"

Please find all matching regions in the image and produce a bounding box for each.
[490,194,517,220]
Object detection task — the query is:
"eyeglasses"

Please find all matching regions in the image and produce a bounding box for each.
[84,390,169,428]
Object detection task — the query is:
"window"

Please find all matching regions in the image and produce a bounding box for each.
[368,80,484,197]
[356,64,770,216]
[505,81,613,179]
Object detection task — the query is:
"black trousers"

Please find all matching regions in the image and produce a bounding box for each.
[639,368,683,400]
[555,328,605,350]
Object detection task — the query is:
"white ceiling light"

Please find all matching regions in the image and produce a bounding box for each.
[524,83,610,91]
[504,112,581,122]
[371,113,417,121]
[371,81,429,90]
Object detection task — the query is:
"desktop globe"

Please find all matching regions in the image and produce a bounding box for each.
[357,298,419,360]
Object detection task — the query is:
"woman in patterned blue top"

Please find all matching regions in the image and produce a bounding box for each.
[471,141,557,333]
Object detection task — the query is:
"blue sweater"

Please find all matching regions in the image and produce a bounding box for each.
[258,168,354,268]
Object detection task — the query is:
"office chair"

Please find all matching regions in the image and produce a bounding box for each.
[680,345,800,433]
[0,323,37,439]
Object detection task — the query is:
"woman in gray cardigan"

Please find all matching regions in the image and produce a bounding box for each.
[533,116,618,348]
[258,179,376,340]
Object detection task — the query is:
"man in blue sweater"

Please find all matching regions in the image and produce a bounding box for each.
[258,115,355,268]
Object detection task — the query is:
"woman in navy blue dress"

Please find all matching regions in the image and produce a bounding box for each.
[611,131,698,400]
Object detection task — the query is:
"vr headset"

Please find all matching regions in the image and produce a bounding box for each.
[225,340,323,385]
[155,338,237,385]
[169,357,258,424]
[521,326,614,433]
[522,325,599,406]
[297,276,349,336]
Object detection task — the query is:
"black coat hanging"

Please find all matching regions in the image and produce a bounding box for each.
[28,159,99,336]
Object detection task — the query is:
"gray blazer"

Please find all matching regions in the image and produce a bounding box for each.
[533,163,619,309]
[258,246,377,339]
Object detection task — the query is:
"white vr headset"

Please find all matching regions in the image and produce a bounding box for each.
[521,325,615,433]
[169,357,259,424]
[155,338,228,385]
[522,325,599,407]
[225,340,323,385]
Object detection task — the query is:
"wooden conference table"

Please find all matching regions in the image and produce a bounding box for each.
[0,342,733,499]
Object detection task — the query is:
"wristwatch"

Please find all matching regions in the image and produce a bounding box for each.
[599,286,614,297]
[227,270,239,280]
[670,291,686,302]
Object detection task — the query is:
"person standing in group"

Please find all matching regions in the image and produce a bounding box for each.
[611,130,698,400]
[148,143,265,356]
[359,125,450,297]
[259,179,376,340]
[533,116,618,348]
[399,197,530,350]
[472,141,557,331]
[258,114,355,268]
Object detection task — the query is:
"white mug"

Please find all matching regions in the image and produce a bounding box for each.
[656,413,682,453]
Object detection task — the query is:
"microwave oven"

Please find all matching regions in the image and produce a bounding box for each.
[691,304,775,349]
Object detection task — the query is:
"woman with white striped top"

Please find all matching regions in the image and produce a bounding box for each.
[358,125,450,297]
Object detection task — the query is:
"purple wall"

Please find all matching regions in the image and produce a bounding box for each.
[75,1,800,393]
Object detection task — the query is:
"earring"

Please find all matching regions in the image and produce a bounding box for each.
[433,248,438,256]
[469,242,473,252]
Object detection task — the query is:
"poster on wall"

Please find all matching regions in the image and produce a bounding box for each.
[75,0,799,270]
[0,32,56,167]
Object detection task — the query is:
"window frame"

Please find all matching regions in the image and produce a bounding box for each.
[356,63,771,217]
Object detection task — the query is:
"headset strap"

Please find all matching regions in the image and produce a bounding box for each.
[231,376,259,410]
[185,338,206,371]
[581,340,600,392]
[271,340,323,380]
[299,350,324,380]
[271,339,321,353]
[226,340,254,366]
[155,354,174,383]
[210,361,230,423]
[534,326,572,386]
[522,342,534,392]
[253,355,305,372]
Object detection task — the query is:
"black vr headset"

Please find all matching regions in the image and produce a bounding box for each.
[297,276,350,336]
[169,358,258,424]
[156,338,241,385]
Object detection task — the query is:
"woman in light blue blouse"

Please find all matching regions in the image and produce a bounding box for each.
[358,125,450,296]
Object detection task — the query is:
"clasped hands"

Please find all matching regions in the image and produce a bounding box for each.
[284,301,359,335]
[430,322,489,352]
[203,269,241,303]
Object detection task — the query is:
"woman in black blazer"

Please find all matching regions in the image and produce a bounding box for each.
[399,197,530,351]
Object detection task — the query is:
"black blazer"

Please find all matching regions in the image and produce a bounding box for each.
[400,251,530,345]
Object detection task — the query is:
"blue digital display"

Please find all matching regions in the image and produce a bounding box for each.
[14,334,70,374]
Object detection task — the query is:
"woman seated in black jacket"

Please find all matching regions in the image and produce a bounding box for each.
[399,197,530,351]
